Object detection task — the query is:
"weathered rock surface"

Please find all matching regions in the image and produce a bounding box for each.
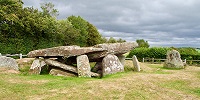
[164,50,184,68]
[29,58,46,74]
[44,59,77,73]
[49,68,77,77]
[132,55,141,72]
[27,45,106,58]
[117,55,126,66]
[27,42,138,62]
[27,42,138,78]
[0,56,19,70]
[102,54,124,76]
[77,55,91,77]
[94,42,138,55]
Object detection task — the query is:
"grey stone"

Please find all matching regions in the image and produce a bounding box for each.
[117,55,126,66]
[0,56,18,70]
[88,42,138,61]
[164,50,184,68]
[49,68,77,77]
[94,42,138,55]
[29,58,46,74]
[27,45,106,58]
[102,54,124,76]
[77,55,91,77]
[44,59,77,73]
[132,55,141,72]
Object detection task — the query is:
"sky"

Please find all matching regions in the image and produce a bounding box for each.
[22,0,200,47]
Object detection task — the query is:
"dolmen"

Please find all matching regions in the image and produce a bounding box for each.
[27,42,138,78]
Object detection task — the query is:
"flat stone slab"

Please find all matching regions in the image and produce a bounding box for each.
[44,59,78,73]
[94,42,138,55]
[49,68,77,77]
[27,45,106,58]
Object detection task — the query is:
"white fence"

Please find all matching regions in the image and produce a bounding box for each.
[0,53,27,59]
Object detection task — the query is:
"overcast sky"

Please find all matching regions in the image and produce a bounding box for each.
[22,0,200,47]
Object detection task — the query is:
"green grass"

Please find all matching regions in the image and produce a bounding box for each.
[1,62,200,99]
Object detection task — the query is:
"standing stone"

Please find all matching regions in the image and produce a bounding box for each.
[132,55,140,72]
[0,56,19,70]
[164,50,184,68]
[29,58,46,74]
[102,54,124,76]
[117,55,126,66]
[77,55,91,77]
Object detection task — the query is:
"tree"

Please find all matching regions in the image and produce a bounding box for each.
[41,2,59,17]
[67,16,89,46]
[57,19,79,46]
[117,38,126,43]
[136,39,150,48]
[107,37,117,43]
[86,22,102,46]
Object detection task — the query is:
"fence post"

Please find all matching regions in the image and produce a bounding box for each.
[152,58,154,64]
[20,53,22,59]
[142,58,144,63]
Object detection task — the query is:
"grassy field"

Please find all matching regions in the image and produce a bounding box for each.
[0,60,200,100]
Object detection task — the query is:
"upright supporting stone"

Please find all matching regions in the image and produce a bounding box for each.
[0,53,2,56]
[102,54,124,76]
[132,55,140,72]
[117,55,126,66]
[77,55,91,77]
[29,58,46,74]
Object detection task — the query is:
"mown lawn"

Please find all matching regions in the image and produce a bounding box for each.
[0,60,200,100]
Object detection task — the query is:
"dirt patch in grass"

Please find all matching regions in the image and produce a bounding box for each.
[0,68,20,74]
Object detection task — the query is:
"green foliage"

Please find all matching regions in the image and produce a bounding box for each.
[67,16,89,47]
[136,39,150,48]
[127,47,200,61]
[86,22,102,46]
[0,1,104,54]
[40,2,59,17]
[107,37,117,43]
[127,47,171,61]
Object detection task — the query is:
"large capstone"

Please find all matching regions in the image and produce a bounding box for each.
[164,50,184,68]
[94,42,138,55]
[102,54,124,76]
[77,55,91,77]
[132,55,141,72]
[0,56,18,70]
[27,45,106,58]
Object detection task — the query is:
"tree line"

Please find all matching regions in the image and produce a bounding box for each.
[0,0,125,54]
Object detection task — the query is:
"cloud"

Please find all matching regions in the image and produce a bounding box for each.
[22,0,200,47]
